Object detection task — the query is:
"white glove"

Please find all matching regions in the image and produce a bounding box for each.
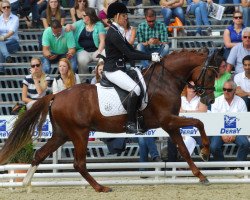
[151,52,161,62]
[0,36,5,41]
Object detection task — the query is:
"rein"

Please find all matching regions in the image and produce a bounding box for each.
[144,62,163,103]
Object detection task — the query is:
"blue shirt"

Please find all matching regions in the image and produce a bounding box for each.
[0,13,19,40]
[227,24,244,43]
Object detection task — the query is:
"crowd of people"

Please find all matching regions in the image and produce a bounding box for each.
[0,0,250,171]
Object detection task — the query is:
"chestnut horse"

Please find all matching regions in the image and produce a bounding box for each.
[0,49,222,192]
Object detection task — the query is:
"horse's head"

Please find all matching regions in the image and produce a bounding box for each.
[191,48,222,106]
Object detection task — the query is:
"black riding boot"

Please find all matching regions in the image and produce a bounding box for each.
[126,92,142,134]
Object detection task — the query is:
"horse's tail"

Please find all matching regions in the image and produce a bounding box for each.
[0,94,55,164]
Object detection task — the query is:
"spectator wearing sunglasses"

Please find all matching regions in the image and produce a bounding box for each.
[210,80,249,162]
[22,57,50,110]
[0,0,20,74]
[234,55,250,111]
[227,27,250,74]
[223,11,245,60]
[136,8,169,69]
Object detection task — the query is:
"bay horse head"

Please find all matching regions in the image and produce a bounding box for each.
[147,48,220,107]
[190,48,222,106]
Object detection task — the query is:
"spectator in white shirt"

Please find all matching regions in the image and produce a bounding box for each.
[210,80,249,161]
[234,55,250,111]
[52,58,81,94]
[227,27,250,74]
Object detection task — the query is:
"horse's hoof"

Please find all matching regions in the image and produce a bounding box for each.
[96,186,112,193]
[200,178,210,186]
[199,150,210,162]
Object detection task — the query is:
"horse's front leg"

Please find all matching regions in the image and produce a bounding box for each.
[170,115,210,161]
[162,115,210,184]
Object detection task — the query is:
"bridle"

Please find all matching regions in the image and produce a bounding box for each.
[187,49,219,96]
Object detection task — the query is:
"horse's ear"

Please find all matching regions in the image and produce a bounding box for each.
[217,47,224,56]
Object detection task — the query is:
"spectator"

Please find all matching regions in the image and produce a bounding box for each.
[91,59,104,84]
[22,57,50,110]
[227,27,250,74]
[41,0,66,28]
[37,0,48,16]
[88,0,104,12]
[42,19,77,73]
[0,0,20,74]
[223,11,245,60]
[10,0,40,27]
[214,59,232,98]
[98,0,117,28]
[66,7,106,75]
[136,8,169,68]
[210,80,250,162]
[0,1,2,15]
[186,0,213,36]
[70,0,89,23]
[234,55,250,111]
[52,58,80,94]
[39,0,66,50]
[138,137,161,172]
[160,0,186,35]
[124,18,136,46]
[167,81,207,162]
[241,0,250,27]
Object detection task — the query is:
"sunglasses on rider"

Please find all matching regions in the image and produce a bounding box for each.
[31,64,40,68]
[223,88,233,92]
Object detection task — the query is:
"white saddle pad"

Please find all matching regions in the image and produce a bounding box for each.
[96,69,148,117]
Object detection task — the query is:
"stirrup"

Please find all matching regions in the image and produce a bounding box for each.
[126,122,144,135]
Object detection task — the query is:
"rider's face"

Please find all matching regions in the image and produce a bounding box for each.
[117,13,128,27]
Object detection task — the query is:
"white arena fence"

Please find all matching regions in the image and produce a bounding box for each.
[0,112,250,187]
[0,162,250,187]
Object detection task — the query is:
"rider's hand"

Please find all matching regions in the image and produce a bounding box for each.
[151,52,161,62]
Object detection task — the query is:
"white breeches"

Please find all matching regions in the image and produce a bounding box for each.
[104,70,141,96]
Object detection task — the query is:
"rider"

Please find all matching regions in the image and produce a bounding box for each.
[104,2,161,134]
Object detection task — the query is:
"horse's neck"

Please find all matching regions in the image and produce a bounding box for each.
[145,65,184,97]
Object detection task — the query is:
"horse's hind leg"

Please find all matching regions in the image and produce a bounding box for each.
[23,130,68,189]
[71,128,111,192]
[168,129,209,184]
